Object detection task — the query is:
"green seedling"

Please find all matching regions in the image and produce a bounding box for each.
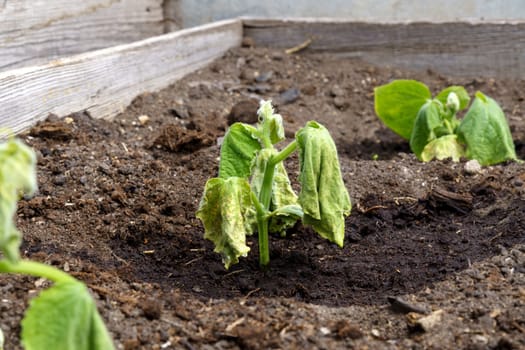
[374,79,517,165]
[0,138,114,350]
[197,100,351,269]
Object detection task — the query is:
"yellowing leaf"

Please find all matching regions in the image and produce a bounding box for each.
[196,177,254,268]
[421,134,465,162]
[271,205,303,218]
[21,282,114,350]
[296,121,351,247]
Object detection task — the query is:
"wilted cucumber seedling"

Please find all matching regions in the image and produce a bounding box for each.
[197,100,351,269]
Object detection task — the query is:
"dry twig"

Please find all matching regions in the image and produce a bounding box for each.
[285,38,313,54]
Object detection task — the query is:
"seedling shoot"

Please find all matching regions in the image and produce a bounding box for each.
[374,80,518,165]
[197,100,351,269]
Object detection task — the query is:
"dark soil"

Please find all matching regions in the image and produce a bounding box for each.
[2,46,525,349]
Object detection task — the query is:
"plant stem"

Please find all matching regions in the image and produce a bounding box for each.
[444,119,457,135]
[251,190,271,270]
[250,191,266,218]
[0,259,77,284]
[257,216,270,269]
[271,141,297,165]
[257,159,275,268]
[259,141,297,210]
[256,141,297,268]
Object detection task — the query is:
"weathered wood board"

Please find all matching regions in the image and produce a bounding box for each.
[0,0,164,72]
[1,16,524,135]
[0,19,242,134]
[243,19,525,79]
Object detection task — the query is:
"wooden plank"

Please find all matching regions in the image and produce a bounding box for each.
[243,18,525,78]
[163,0,183,32]
[0,19,242,134]
[0,0,164,72]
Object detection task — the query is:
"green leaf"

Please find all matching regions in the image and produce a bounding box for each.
[296,121,351,247]
[21,282,114,350]
[409,100,444,159]
[196,177,254,268]
[421,134,465,162]
[374,80,431,140]
[435,86,470,111]
[0,139,37,263]
[457,92,517,165]
[250,149,299,236]
[219,123,261,178]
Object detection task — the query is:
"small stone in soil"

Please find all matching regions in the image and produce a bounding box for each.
[333,96,349,110]
[407,309,445,332]
[275,88,300,105]
[98,163,112,175]
[255,71,273,82]
[464,159,482,175]
[141,299,162,320]
[387,296,428,314]
[227,99,259,125]
[170,106,190,120]
[330,85,345,97]
[320,327,331,335]
[371,329,380,338]
[52,174,66,186]
[138,115,150,125]
[248,83,272,93]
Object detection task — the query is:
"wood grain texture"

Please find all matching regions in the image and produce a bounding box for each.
[0,0,164,72]
[0,19,242,134]
[243,19,525,78]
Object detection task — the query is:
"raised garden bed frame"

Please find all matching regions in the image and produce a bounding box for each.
[1,18,524,134]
